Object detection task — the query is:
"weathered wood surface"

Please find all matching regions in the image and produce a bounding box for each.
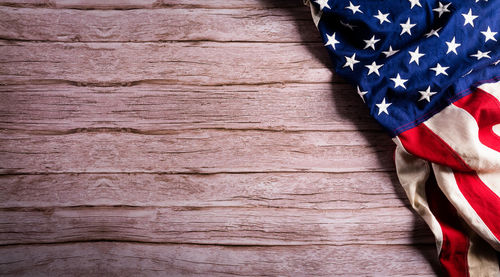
[0,173,405,208]
[0,243,438,276]
[0,41,336,85]
[0,0,439,275]
[0,6,318,42]
[0,0,299,9]
[0,131,394,174]
[0,84,377,131]
[0,205,433,245]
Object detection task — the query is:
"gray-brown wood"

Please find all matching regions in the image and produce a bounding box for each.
[0,83,378,132]
[0,0,299,9]
[0,205,433,246]
[0,172,406,208]
[0,41,337,85]
[0,131,394,174]
[0,0,438,275]
[0,243,438,276]
[0,6,318,42]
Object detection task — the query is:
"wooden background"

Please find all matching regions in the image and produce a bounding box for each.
[0,0,440,275]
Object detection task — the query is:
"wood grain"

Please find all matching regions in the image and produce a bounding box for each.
[0,0,299,9]
[0,41,337,85]
[0,6,319,42]
[0,83,376,132]
[0,130,394,174]
[0,242,439,276]
[0,0,438,275]
[0,205,433,246]
[0,172,405,209]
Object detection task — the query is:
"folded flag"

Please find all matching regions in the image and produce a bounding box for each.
[306,0,500,275]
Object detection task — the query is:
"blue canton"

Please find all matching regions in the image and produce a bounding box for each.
[312,0,500,136]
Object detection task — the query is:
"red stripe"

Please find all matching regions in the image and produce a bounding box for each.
[426,168,469,277]
[399,115,500,244]
[400,118,500,240]
[398,123,470,171]
[453,88,500,153]
[453,171,500,242]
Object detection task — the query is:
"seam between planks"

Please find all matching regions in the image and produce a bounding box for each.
[0,79,340,87]
[0,4,305,11]
[0,204,405,212]
[0,239,434,248]
[0,127,385,135]
[0,38,321,44]
[0,170,395,176]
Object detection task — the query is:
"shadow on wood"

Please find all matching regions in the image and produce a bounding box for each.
[256,0,441,274]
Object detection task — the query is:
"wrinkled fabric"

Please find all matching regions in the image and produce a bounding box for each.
[305,0,500,275]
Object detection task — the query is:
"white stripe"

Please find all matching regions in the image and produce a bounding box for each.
[467,232,500,277]
[478,80,500,151]
[424,104,500,171]
[477,171,500,197]
[493,124,500,137]
[478,80,500,102]
[432,163,500,251]
[423,104,500,198]
[491,124,500,137]
[477,81,500,195]
[393,137,443,253]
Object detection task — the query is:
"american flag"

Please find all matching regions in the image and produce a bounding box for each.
[306,0,500,275]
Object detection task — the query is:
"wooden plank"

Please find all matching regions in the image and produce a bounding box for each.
[0,83,376,132]
[0,0,436,274]
[0,6,319,42]
[0,41,338,85]
[0,171,434,246]
[0,0,299,9]
[0,206,433,245]
[0,172,406,209]
[0,130,394,174]
[0,242,439,276]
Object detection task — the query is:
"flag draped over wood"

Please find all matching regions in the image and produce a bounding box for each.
[306,0,500,275]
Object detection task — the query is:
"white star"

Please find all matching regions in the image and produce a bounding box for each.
[409,46,425,65]
[383,46,399,58]
[494,59,500,66]
[374,10,391,24]
[433,2,451,17]
[324,32,339,50]
[430,63,449,76]
[462,9,478,27]
[425,27,442,38]
[345,1,363,14]
[471,50,491,60]
[363,35,380,50]
[390,73,408,89]
[418,86,437,102]
[481,26,497,42]
[365,61,383,76]
[445,37,461,55]
[357,86,368,102]
[343,53,360,70]
[400,18,416,36]
[314,0,331,11]
[408,0,422,9]
[376,98,392,115]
